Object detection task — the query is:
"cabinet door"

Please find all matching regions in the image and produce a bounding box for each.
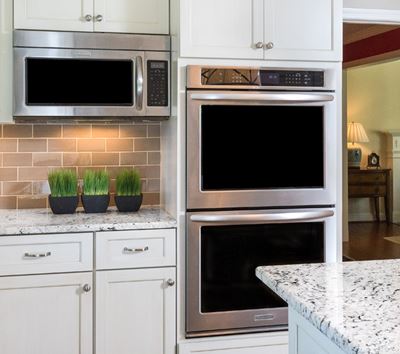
[96,267,176,354]
[0,273,92,354]
[180,0,264,59]
[14,0,94,32]
[94,0,169,34]
[0,0,13,122]
[264,0,342,61]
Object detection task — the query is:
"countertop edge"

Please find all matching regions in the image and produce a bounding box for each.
[256,266,364,354]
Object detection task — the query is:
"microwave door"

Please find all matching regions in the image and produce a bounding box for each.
[14,48,145,117]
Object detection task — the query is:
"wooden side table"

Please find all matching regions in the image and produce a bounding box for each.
[348,168,393,223]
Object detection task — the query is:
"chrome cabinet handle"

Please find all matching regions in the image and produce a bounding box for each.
[95,14,103,22]
[255,42,264,49]
[136,56,144,111]
[123,246,149,253]
[83,284,91,293]
[265,42,274,49]
[190,210,334,224]
[166,279,175,287]
[84,14,93,22]
[24,252,51,259]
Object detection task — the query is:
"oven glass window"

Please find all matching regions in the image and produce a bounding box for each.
[26,58,134,106]
[201,105,324,190]
[200,222,324,313]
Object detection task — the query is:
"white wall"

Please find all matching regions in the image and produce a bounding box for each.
[344,0,400,10]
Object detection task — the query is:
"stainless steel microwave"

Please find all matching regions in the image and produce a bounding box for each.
[13,30,170,120]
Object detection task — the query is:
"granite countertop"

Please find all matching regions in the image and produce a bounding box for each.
[256,260,400,354]
[0,206,176,236]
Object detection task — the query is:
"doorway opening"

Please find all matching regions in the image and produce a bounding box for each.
[343,22,400,260]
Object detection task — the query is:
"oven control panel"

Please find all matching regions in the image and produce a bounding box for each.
[200,68,325,88]
[147,60,168,106]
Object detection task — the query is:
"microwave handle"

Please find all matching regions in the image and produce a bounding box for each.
[189,92,334,103]
[190,210,334,224]
[136,56,144,110]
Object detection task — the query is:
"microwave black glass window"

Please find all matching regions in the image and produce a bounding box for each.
[26,58,134,106]
[201,105,324,190]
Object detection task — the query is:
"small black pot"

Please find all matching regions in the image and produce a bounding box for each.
[115,194,143,212]
[81,194,110,213]
[48,195,79,215]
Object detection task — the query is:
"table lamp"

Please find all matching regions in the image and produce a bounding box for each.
[347,122,369,169]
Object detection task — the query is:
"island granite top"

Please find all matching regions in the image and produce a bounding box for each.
[256,260,400,354]
[0,206,176,236]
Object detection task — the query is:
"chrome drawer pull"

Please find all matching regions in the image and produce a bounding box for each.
[24,252,52,259]
[123,246,149,253]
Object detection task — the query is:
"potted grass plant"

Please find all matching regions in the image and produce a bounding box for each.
[115,169,143,212]
[48,169,79,214]
[81,170,110,213]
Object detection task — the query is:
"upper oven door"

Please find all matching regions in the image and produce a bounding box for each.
[187,90,337,210]
[14,48,169,117]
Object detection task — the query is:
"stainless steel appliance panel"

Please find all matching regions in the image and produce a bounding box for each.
[186,208,336,336]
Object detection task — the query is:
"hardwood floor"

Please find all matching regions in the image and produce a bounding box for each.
[343,222,400,261]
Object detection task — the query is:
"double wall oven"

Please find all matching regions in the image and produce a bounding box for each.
[186,66,338,337]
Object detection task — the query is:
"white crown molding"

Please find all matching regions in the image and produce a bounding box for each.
[344,7,400,25]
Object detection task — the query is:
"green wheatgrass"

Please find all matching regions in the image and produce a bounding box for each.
[116,169,141,196]
[48,169,78,197]
[83,170,109,196]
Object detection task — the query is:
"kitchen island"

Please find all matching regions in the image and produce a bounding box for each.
[256,260,400,354]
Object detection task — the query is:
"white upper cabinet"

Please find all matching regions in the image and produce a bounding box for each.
[94,0,169,34]
[264,0,341,61]
[180,0,264,59]
[179,0,342,61]
[14,0,94,32]
[14,0,169,34]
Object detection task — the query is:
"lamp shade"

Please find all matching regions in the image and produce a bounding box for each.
[347,122,369,144]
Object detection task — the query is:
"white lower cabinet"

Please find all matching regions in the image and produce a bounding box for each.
[0,272,93,354]
[179,332,289,354]
[96,267,176,354]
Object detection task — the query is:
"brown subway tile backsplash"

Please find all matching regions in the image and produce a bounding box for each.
[3,125,32,138]
[33,125,62,138]
[63,125,92,138]
[19,139,47,152]
[0,139,18,152]
[48,139,77,152]
[0,196,17,209]
[134,138,160,151]
[3,182,32,196]
[120,125,147,137]
[106,139,133,152]
[33,153,62,167]
[0,123,161,209]
[78,139,106,152]
[0,168,18,181]
[3,153,32,167]
[92,152,119,166]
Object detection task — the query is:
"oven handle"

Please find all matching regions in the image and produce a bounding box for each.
[190,210,334,224]
[189,92,334,103]
[136,56,144,111]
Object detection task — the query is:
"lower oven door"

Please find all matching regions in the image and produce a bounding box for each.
[186,208,336,337]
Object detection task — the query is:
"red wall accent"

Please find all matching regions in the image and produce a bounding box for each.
[344,28,400,63]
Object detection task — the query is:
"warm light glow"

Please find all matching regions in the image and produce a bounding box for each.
[347,122,369,145]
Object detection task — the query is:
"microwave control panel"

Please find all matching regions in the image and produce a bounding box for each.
[147,60,169,107]
[200,68,325,88]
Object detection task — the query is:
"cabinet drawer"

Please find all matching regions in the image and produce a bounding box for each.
[96,229,176,270]
[0,233,93,276]
[348,173,386,184]
[349,185,386,197]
